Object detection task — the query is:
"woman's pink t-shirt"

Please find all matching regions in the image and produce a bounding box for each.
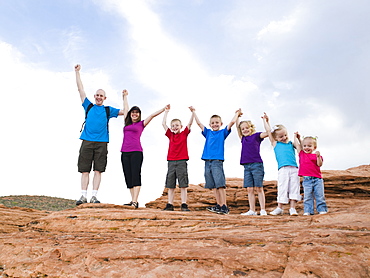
[121,120,145,152]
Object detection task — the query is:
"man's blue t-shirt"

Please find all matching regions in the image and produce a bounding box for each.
[201,126,231,161]
[79,98,120,142]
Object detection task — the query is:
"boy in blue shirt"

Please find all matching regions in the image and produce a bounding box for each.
[190,106,241,214]
[75,64,125,205]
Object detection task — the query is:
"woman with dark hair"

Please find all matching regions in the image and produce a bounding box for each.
[121,89,168,208]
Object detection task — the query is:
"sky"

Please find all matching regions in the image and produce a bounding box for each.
[1,0,369,206]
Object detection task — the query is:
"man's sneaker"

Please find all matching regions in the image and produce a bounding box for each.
[260,210,267,216]
[289,208,298,216]
[181,203,190,211]
[303,212,311,216]
[270,207,283,215]
[241,210,257,216]
[218,205,230,215]
[207,204,221,213]
[319,211,327,215]
[76,196,87,206]
[90,196,100,203]
[163,203,174,211]
[132,202,139,209]
[123,201,133,206]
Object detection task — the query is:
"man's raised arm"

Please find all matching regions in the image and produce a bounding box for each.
[75,64,86,103]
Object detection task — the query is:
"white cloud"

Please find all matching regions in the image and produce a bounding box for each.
[257,16,297,40]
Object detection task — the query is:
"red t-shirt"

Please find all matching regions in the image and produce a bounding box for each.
[165,126,190,161]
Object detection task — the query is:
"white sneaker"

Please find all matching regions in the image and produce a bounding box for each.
[303,212,311,216]
[289,208,298,216]
[260,210,267,216]
[241,210,257,216]
[270,207,283,215]
[319,211,327,214]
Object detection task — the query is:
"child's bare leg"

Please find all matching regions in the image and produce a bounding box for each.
[180,188,187,204]
[256,187,266,210]
[217,187,227,206]
[167,188,175,204]
[213,188,221,205]
[247,187,256,211]
[290,199,296,208]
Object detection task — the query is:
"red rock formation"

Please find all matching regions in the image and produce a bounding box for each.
[0,165,369,277]
[147,164,370,213]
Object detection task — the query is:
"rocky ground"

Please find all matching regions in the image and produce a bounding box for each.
[0,165,369,277]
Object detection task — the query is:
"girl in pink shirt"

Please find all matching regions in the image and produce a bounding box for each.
[294,133,328,215]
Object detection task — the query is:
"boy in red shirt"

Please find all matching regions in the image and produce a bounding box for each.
[162,105,194,211]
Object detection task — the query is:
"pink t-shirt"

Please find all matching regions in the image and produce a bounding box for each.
[165,127,190,161]
[298,150,323,178]
[121,121,145,152]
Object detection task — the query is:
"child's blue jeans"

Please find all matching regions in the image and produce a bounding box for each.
[302,176,327,214]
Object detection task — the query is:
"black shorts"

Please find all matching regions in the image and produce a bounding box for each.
[78,140,108,173]
[121,151,143,189]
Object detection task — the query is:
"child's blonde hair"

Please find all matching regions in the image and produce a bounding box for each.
[210,114,222,121]
[171,118,182,125]
[238,120,256,135]
[302,136,318,147]
[271,124,286,139]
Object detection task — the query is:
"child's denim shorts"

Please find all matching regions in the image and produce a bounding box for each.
[204,160,226,189]
[243,162,264,188]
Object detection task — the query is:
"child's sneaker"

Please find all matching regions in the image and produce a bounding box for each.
[270,207,283,215]
[319,211,327,214]
[163,203,174,211]
[289,208,298,216]
[303,212,311,216]
[76,196,87,206]
[241,210,257,216]
[260,210,267,216]
[207,204,221,213]
[90,196,100,203]
[218,205,229,215]
[181,203,190,211]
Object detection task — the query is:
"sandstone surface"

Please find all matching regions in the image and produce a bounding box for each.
[0,165,369,277]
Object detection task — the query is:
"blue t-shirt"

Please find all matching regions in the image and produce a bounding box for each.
[79,98,120,142]
[201,126,231,160]
[274,141,298,169]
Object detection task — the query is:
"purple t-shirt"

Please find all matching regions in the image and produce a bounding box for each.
[121,120,145,152]
[240,132,264,164]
